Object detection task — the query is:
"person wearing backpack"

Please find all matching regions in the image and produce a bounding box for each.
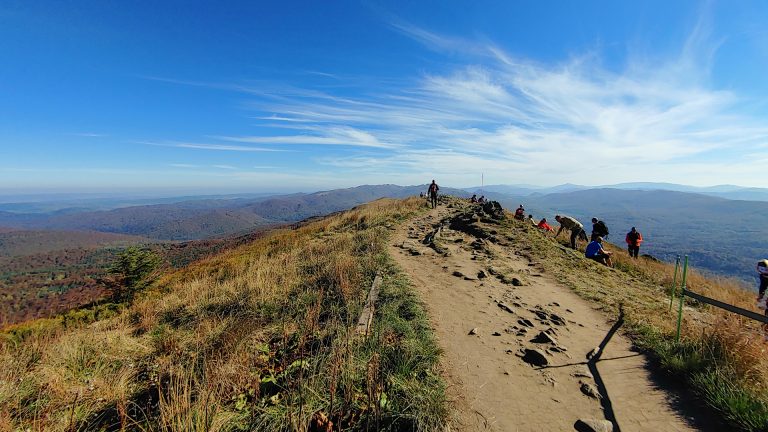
[427,180,439,209]
[591,218,609,241]
[625,227,643,258]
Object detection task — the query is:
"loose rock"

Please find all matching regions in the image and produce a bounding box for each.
[452,271,464,278]
[468,328,478,335]
[579,381,601,399]
[574,419,614,432]
[520,348,549,367]
[498,303,515,314]
[530,331,557,344]
[518,319,535,328]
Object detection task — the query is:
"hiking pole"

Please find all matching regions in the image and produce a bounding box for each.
[675,255,689,343]
[669,256,680,312]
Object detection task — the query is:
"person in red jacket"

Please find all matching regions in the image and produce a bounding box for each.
[625,227,643,258]
[537,218,554,232]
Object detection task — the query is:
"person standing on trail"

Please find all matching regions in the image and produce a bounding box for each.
[555,215,586,249]
[427,180,440,209]
[591,217,609,241]
[756,260,768,339]
[585,236,613,267]
[625,227,643,258]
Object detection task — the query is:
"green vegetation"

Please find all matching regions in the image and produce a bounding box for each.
[0,198,448,431]
[107,246,161,302]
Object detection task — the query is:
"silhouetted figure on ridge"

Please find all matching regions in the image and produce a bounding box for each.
[428,180,439,209]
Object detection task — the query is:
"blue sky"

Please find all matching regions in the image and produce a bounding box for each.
[2,0,768,194]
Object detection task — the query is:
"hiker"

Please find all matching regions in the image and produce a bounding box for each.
[756,260,768,338]
[427,180,439,209]
[591,217,609,241]
[555,215,587,249]
[527,214,537,226]
[514,205,525,220]
[470,194,478,203]
[537,217,554,232]
[625,227,643,258]
[585,236,613,267]
[478,195,486,203]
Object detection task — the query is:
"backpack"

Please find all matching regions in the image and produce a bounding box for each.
[595,221,609,236]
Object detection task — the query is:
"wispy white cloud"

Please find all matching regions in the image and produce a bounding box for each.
[142,14,768,188]
[214,126,399,149]
[170,163,198,168]
[212,164,237,170]
[138,141,287,152]
[229,21,768,186]
[68,132,107,137]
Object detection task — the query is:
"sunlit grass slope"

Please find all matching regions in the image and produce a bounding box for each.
[0,197,447,432]
[499,217,768,431]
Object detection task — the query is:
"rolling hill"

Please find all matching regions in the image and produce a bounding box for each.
[0,184,468,241]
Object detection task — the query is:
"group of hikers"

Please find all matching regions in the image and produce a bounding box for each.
[512,205,643,267]
[424,181,768,331]
[423,182,643,268]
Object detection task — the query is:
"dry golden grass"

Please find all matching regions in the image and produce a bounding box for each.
[0,197,438,431]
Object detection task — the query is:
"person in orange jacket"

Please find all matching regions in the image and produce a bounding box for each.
[625,227,643,258]
[537,217,554,232]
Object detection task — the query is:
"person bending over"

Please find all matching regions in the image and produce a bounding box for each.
[555,214,586,249]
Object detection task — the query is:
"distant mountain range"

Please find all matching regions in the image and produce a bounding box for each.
[0,184,469,241]
[467,182,768,202]
[1,183,766,282]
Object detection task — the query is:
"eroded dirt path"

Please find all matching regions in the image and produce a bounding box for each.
[389,203,698,432]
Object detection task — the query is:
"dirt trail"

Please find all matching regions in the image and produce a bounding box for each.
[389,203,698,432]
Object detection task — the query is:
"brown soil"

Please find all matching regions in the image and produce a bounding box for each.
[389,203,699,431]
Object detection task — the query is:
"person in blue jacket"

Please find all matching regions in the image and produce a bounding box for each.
[585,236,613,267]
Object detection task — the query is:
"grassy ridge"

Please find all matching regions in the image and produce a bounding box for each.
[0,197,447,431]
[498,216,768,431]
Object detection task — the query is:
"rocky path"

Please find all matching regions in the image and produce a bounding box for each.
[389,203,698,432]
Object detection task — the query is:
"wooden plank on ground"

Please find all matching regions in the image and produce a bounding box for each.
[356,275,382,336]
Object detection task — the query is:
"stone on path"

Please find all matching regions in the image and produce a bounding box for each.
[517,318,535,328]
[468,327,478,335]
[579,381,601,399]
[452,270,464,278]
[498,302,515,313]
[520,348,549,367]
[531,331,557,344]
[574,418,614,432]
